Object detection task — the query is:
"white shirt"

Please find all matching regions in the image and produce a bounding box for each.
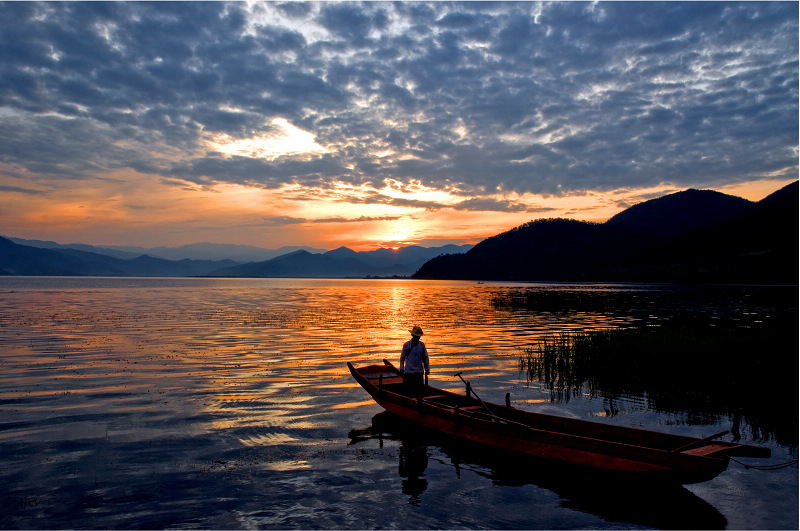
[400,339,429,374]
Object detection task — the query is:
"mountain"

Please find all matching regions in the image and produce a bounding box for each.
[7,238,325,262]
[356,244,471,268]
[206,244,474,278]
[104,242,327,262]
[414,219,631,281]
[414,181,798,284]
[604,188,754,237]
[207,250,375,278]
[6,237,143,260]
[3,181,794,282]
[0,235,473,278]
[1,236,103,276]
[0,237,239,277]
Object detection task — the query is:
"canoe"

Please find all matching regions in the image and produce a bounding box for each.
[347,359,771,484]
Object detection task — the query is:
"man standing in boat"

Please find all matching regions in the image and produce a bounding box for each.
[400,326,430,394]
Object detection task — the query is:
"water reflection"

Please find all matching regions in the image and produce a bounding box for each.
[398,442,429,506]
[351,412,728,529]
[0,278,795,529]
[516,309,798,446]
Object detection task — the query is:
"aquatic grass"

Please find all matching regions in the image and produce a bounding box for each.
[519,328,670,401]
[520,321,799,444]
[520,322,798,396]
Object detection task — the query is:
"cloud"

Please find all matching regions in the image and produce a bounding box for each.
[0,185,45,195]
[312,215,402,224]
[0,1,796,206]
[450,198,553,213]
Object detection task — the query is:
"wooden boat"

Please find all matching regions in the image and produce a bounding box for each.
[348,360,771,484]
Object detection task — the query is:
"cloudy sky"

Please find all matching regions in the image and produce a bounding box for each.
[1,1,797,251]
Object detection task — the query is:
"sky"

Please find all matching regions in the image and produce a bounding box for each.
[0,1,797,251]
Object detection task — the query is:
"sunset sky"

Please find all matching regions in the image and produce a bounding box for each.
[0,2,797,251]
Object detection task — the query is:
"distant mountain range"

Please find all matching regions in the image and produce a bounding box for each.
[4,238,327,263]
[2,181,796,282]
[0,235,473,278]
[204,244,472,278]
[0,239,241,277]
[414,181,798,284]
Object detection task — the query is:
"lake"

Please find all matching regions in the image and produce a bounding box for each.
[0,277,796,529]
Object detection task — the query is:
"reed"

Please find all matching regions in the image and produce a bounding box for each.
[520,320,798,444]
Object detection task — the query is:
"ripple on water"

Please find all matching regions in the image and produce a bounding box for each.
[0,278,795,530]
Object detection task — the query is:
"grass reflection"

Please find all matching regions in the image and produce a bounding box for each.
[0,279,795,529]
[519,320,798,446]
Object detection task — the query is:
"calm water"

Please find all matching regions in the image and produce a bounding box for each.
[0,277,796,529]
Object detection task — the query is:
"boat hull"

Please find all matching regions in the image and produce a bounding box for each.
[348,360,770,484]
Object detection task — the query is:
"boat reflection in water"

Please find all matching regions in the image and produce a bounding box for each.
[350,412,728,530]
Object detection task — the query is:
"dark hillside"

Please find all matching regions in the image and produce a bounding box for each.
[605,189,754,237]
[751,180,798,226]
[669,181,799,283]
[415,181,799,283]
[415,219,630,281]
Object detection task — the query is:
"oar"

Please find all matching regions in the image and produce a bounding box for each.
[454,372,501,421]
[672,430,730,453]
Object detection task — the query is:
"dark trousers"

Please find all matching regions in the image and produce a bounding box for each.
[403,372,424,393]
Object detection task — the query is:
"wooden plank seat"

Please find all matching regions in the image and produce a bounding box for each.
[682,444,733,457]
[363,371,401,380]
[421,395,450,401]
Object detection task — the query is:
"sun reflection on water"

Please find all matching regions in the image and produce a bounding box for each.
[0,277,796,529]
[0,278,639,442]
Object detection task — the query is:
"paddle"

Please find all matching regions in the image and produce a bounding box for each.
[672,430,730,453]
[454,372,501,421]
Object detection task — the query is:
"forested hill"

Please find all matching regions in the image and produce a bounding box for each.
[413,181,798,284]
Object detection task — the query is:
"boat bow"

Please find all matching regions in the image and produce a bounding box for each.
[348,360,771,483]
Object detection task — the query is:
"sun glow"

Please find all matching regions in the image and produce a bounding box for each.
[205,118,328,160]
[383,220,416,248]
[3,149,792,252]
[379,178,461,206]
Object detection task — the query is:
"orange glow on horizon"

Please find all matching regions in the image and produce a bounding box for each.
[0,162,794,251]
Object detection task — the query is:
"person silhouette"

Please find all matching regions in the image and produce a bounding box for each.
[399,325,429,395]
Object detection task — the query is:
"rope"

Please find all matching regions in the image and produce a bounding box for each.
[730,457,798,471]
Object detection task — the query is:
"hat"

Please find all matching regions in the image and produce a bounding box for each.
[409,326,424,337]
